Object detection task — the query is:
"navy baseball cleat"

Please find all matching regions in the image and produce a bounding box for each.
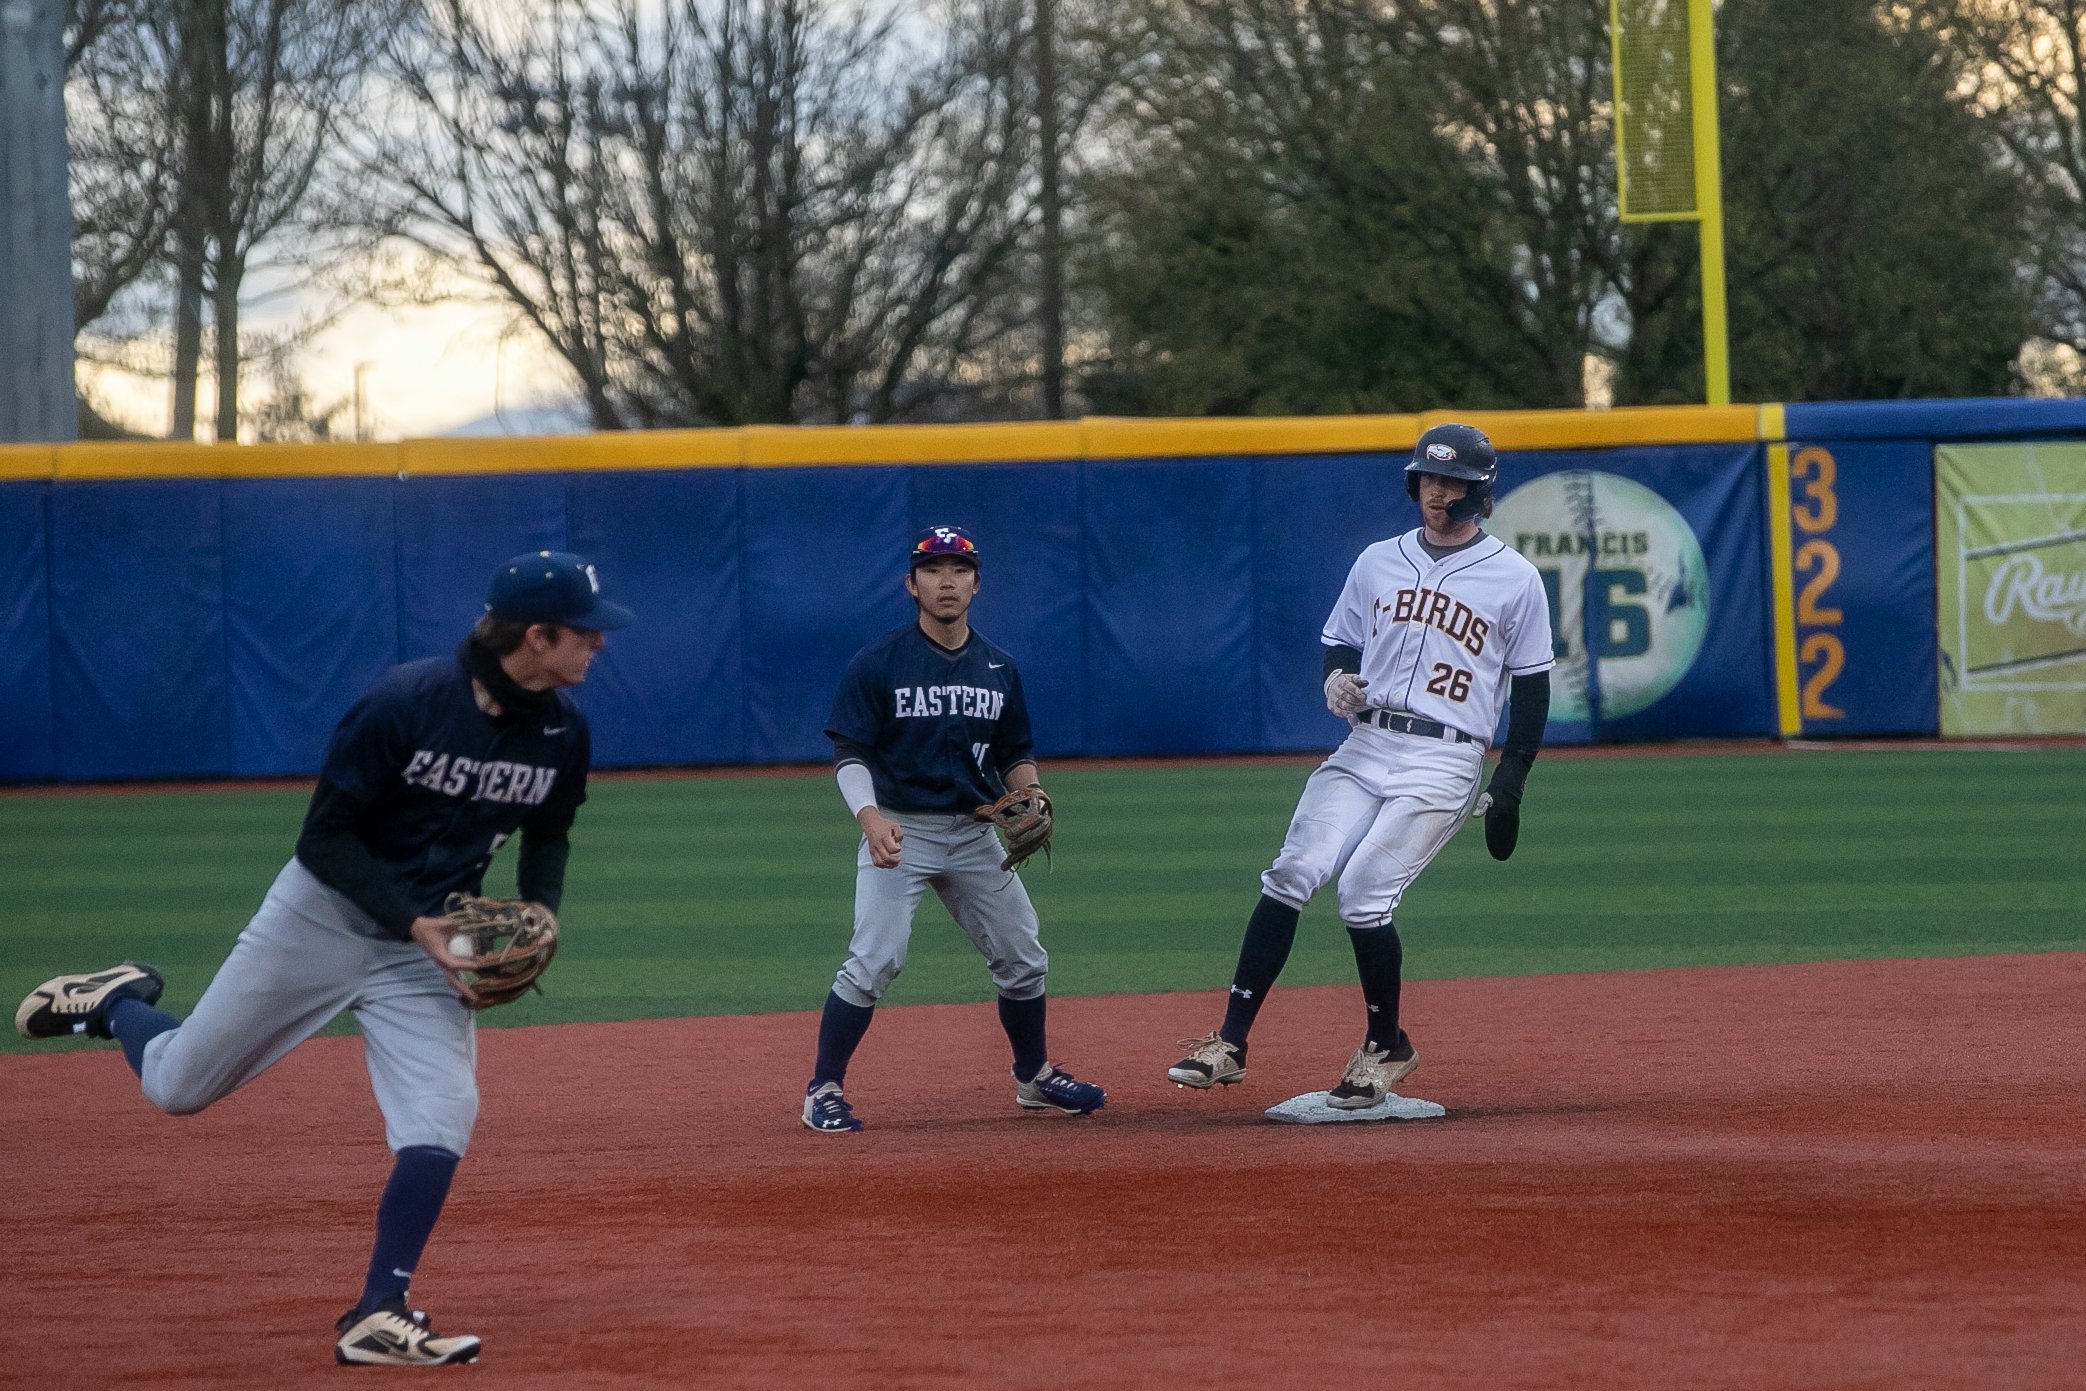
[1016,1063,1106,1115]
[334,1298,481,1366]
[803,1080,865,1132]
[14,962,164,1041]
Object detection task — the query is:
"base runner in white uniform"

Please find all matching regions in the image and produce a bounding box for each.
[1168,423,1555,1107]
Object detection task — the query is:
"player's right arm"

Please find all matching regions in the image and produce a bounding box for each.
[826,651,903,868]
[293,682,472,989]
[295,684,434,942]
[1320,551,1375,716]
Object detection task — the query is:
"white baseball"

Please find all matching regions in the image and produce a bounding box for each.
[449,932,478,960]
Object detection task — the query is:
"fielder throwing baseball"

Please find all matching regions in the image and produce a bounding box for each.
[14,551,631,1365]
[802,526,1106,1132]
[1170,424,1553,1106]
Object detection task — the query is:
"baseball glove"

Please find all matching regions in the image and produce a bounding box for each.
[441,894,559,1009]
[973,786,1054,871]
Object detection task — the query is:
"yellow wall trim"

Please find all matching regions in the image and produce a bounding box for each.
[1763,442,1803,736]
[12,404,1780,482]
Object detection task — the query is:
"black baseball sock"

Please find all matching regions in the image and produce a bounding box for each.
[1346,922,1407,1052]
[997,993,1048,1082]
[1219,895,1302,1049]
[356,1145,459,1316]
[812,990,875,1086]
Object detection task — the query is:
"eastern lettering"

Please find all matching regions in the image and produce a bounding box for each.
[890,684,1006,720]
[403,751,560,805]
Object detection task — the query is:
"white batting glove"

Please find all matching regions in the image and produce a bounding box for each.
[1323,670,1369,718]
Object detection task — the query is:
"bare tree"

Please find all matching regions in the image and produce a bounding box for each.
[1084,0,1620,411]
[1911,2,2086,380]
[65,3,181,357]
[374,0,1079,427]
[65,0,396,439]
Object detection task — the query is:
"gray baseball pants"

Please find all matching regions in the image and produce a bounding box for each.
[138,858,480,1155]
[831,811,1049,1007]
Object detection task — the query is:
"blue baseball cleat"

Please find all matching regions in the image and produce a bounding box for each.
[1015,1063,1106,1115]
[802,1080,865,1133]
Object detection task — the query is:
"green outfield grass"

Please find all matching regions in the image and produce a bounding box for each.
[4,748,2083,1054]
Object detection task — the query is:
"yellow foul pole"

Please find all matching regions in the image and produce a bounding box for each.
[1689,0,1730,406]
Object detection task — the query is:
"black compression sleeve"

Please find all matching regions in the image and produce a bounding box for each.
[516,822,573,912]
[1323,643,1362,679]
[294,782,421,939]
[516,758,587,911]
[1488,671,1551,801]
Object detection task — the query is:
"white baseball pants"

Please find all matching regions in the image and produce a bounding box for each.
[1260,725,1486,928]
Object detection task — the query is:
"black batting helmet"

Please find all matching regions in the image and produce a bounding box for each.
[1404,422,1498,522]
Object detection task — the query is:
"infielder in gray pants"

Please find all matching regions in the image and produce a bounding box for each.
[801,525,1108,1132]
[14,551,632,1367]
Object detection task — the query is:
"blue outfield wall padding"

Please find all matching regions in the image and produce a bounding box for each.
[0,483,56,780]
[394,474,567,660]
[1252,453,1421,752]
[1787,441,1937,736]
[907,462,1086,756]
[1084,458,1258,755]
[566,470,746,766]
[1783,397,2086,443]
[221,478,400,776]
[740,467,912,762]
[1492,444,1775,745]
[48,481,230,779]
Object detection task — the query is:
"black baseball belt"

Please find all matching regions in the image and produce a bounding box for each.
[1354,708,1482,746]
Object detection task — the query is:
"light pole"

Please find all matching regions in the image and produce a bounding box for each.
[353,360,375,441]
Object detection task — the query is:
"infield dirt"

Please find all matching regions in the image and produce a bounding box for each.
[3,954,2080,1390]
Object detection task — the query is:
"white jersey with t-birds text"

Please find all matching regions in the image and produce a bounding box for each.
[1322,530,1556,741]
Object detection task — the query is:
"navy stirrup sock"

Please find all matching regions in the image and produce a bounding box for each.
[812,990,876,1086]
[997,993,1048,1082]
[1346,922,1406,1049]
[357,1146,461,1316]
[105,996,181,1078]
[1220,894,1302,1048]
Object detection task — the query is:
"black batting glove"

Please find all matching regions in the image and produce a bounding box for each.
[1479,753,1532,862]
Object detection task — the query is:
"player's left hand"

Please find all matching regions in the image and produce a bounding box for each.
[1474,788,1520,860]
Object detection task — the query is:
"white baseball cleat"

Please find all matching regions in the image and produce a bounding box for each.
[334,1299,481,1366]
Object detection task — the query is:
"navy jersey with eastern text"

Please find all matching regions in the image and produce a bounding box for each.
[826,626,1035,813]
[296,655,590,923]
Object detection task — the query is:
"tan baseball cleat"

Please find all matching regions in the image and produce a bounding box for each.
[1325,1038,1419,1110]
[334,1300,481,1366]
[15,963,164,1041]
[1168,1032,1247,1089]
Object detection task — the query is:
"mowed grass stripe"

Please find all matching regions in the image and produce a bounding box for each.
[3,749,2082,1053]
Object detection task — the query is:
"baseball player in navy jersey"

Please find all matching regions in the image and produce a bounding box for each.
[802,525,1107,1132]
[13,551,631,1366]
[1170,424,1554,1107]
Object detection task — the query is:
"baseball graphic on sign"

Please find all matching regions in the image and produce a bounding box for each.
[1491,471,1709,721]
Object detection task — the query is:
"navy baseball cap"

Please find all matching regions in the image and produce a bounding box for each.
[909,525,981,568]
[485,551,634,630]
